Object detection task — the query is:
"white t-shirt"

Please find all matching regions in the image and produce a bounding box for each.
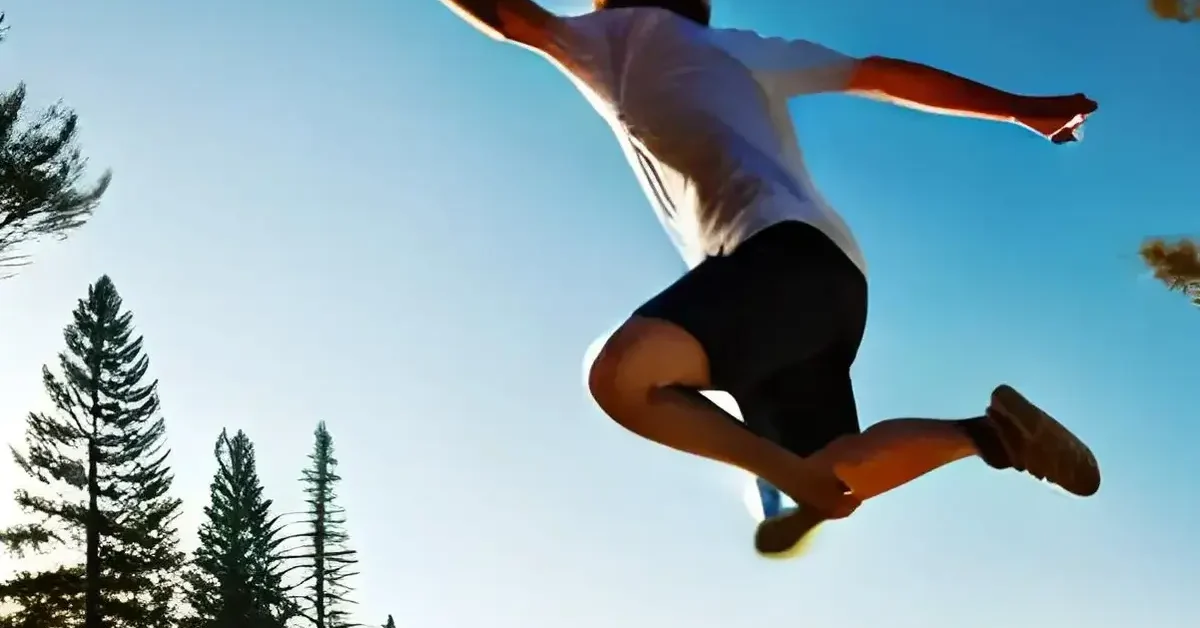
[525,7,866,275]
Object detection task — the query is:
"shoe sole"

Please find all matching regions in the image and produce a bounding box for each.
[989,385,1101,497]
[753,506,825,559]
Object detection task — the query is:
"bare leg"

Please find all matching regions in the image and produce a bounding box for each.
[587,317,857,516]
[755,387,1100,556]
[807,385,1101,502]
[806,417,984,501]
[587,317,1100,558]
[753,417,989,557]
[753,417,986,557]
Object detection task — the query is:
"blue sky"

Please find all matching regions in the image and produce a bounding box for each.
[1,0,1198,626]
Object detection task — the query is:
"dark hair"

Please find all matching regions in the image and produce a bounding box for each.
[593,0,711,26]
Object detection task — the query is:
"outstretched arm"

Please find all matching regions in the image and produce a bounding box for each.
[714,32,1096,143]
[846,56,1097,142]
[846,57,1032,122]
[438,0,562,51]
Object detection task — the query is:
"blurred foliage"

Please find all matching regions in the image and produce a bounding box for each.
[1141,238,1200,307]
[1149,0,1199,21]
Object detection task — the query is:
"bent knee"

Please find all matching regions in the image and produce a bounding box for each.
[585,317,710,411]
[585,325,637,410]
[581,323,620,392]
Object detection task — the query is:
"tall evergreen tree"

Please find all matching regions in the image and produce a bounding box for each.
[0,13,111,277]
[0,276,185,628]
[284,422,359,628]
[382,614,396,628]
[184,429,293,628]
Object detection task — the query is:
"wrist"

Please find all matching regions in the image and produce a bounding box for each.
[1012,94,1067,120]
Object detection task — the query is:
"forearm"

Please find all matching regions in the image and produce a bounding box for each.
[847,56,1033,123]
[438,0,555,46]
[440,0,508,40]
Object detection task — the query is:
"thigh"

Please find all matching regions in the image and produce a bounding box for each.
[738,357,862,458]
[633,223,851,395]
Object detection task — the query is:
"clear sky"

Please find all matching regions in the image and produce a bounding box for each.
[1,0,1198,626]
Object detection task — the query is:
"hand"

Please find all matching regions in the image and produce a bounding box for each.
[786,461,861,520]
[1015,93,1098,144]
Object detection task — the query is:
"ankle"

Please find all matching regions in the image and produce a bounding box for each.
[956,416,1013,470]
[775,459,850,509]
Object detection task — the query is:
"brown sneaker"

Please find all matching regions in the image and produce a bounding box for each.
[753,506,825,559]
[986,385,1101,497]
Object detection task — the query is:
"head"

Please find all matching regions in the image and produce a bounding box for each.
[593,0,712,26]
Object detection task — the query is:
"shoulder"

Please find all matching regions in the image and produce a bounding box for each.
[523,10,618,61]
[705,28,850,72]
[705,29,785,61]
[553,8,660,46]
[531,8,669,67]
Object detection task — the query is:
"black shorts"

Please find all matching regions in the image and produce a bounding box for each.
[633,221,868,457]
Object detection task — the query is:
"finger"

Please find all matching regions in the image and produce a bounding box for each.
[1051,128,1078,144]
[829,499,859,519]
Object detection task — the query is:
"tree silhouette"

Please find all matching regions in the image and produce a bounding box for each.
[0,276,185,628]
[1140,237,1200,307]
[184,429,294,628]
[283,422,360,628]
[0,13,111,278]
[382,615,396,628]
[0,568,83,628]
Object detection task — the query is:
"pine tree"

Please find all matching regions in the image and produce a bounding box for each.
[0,568,83,628]
[381,614,396,628]
[284,422,359,628]
[184,429,293,628]
[1141,237,1200,307]
[0,276,185,628]
[0,13,111,277]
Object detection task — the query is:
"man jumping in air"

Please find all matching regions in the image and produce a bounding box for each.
[437,0,1101,556]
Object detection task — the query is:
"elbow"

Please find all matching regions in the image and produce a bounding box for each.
[845,55,900,96]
